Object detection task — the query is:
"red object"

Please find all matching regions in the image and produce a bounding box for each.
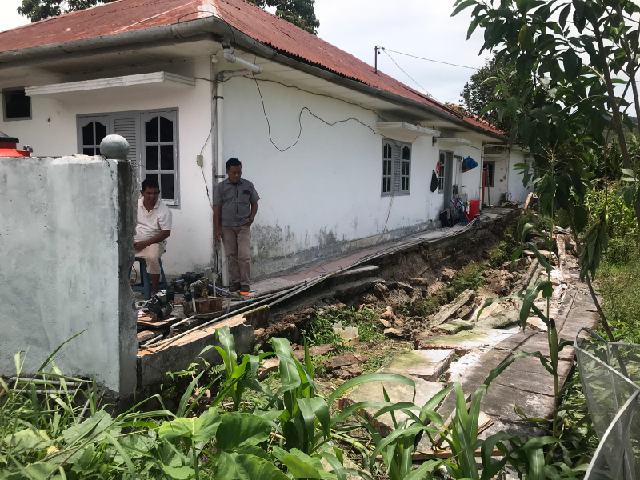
[467,199,480,220]
[0,0,505,139]
[0,132,31,157]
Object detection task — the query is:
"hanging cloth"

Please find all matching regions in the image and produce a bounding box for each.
[461,156,478,172]
[430,170,439,192]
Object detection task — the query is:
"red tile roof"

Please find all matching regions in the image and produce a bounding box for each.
[0,0,503,138]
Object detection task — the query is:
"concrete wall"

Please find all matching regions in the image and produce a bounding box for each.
[507,148,532,204]
[0,57,215,276]
[0,154,136,397]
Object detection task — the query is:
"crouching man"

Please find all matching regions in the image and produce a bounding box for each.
[213,158,259,294]
[134,177,172,294]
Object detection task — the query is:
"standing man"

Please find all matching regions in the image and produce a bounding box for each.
[134,177,172,294]
[213,157,260,294]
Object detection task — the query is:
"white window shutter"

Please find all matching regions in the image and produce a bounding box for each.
[112,115,140,167]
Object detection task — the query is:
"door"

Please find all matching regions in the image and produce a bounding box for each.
[441,151,454,210]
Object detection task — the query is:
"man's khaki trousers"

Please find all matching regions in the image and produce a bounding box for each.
[221,225,251,288]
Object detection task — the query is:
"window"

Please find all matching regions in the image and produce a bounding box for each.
[401,146,411,192]
[382,142,393,194]
[77,109,179,205]
[143,112,177,203]
[79,117,108,155]
[3,88,31,120]
[381,139,411,196]
[483,161,495,187]
[437,152,447,192]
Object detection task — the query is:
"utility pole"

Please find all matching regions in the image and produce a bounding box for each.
[374,45,380,73]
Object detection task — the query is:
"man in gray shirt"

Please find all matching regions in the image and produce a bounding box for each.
[213,158,260,293]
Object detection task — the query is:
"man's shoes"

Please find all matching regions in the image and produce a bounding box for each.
[239,285,251,296]
[228,283,241,293]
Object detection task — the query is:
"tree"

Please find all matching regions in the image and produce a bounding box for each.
[460,55,532,137]
[453,0,640,341]
[248,0,319,34]
[19,0,114,22]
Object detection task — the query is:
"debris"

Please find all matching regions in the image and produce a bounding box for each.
[430,289,475,326]
[258,357,280,380]
[137,331,156,343]
[409,277,430,286]
[360,293,378,304]
[138,317,177,330]
[378,318,392,329]
[373,282,389,298]
[380,306,396,320]
[333,323,359,344]
[386,349,455,382]
[326,353,362,371]
[384,327,404,338]
[433,319,474,334]
[440,268,456,282]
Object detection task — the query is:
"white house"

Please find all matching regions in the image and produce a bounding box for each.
[0,0,530,278]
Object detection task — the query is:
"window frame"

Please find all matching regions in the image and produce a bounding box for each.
[437,151,449,193]
[381,138,411,197]
[382,141,393,195]
[141,110,179,206]
[2,87,32,122]
[78,116,109,156]
[76,108,180,207]
[484,161,495,188]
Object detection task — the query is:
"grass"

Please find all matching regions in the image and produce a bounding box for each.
[598,251,640,343]
[303,306,385,349]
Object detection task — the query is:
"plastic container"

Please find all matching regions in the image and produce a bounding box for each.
[467,199,481,219]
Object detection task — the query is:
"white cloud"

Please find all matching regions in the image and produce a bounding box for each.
[0,0,29,32]
[315,0,490,104]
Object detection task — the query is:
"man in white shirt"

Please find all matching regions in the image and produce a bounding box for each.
[134,177,172,294]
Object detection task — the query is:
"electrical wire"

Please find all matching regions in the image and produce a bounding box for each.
[384,48,480,71]
[380,48,432,97]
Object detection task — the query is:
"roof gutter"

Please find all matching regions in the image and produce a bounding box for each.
[0,15,504,140]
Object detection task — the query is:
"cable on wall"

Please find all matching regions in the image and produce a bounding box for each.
[251,74,379,153]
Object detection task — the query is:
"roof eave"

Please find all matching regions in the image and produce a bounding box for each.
[0,15,504,140]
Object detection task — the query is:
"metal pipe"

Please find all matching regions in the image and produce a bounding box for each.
[222,47,262,74]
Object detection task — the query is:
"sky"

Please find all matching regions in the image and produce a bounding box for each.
[0,0,489,104]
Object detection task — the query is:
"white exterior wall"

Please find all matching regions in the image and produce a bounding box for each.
[221,77,475,274]
[0,57,215,275]
[507,148,532,204]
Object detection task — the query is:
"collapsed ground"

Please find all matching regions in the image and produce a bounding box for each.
[248,211,596,452]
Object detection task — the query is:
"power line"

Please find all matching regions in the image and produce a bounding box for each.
[384,47,480,71]
[380,48,432,97]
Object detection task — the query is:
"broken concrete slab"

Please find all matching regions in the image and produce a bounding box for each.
[333,277,387,302]
[137,331,156,344]
[433,319,474,334]
[417,327,518,353]
[347,375,445,433]
[430,289,475,326]
[385,349,455,381]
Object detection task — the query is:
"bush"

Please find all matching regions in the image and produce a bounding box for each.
[605,237,638,265]
[585,184,637,239]
[599,255,640,343]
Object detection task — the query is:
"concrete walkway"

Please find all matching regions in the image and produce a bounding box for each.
[252,208,514,296]
[345,231,598,447]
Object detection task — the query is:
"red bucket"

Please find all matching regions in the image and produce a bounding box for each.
[467,199,480,220]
